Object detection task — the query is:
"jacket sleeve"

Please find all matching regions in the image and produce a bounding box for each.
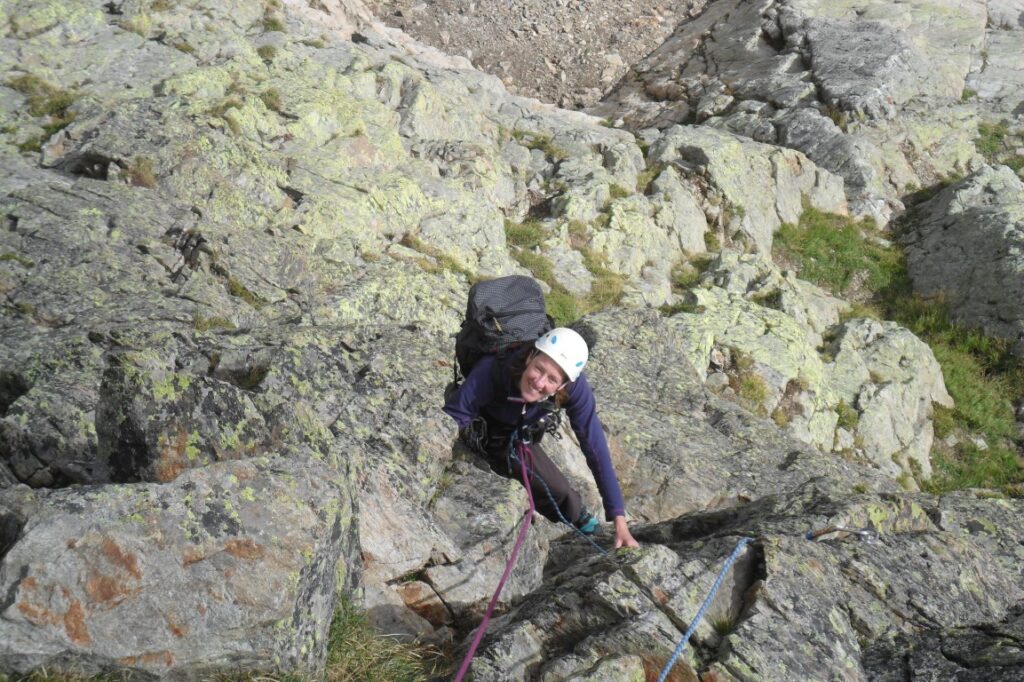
[442,356,497,429]
[564,374,626,521]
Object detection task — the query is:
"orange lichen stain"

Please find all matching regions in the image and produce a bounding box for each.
[101,538,142,579]
[224,538,264,560]
[119,650,174,667]
[64,600,91,646]
[67,539,78,549]
[155,426,191,483]
[182,547,207,567]
[15,581,92,647]
[166,615,188,639]
[85,573,131,605]
[651,586,670,605]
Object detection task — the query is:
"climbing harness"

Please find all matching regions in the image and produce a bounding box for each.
[506,430,608,556]
[657,536,752,682]
[805,525,878,543]
[453,439,537,682]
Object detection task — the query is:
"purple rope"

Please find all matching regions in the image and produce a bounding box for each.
[453,440,536,681]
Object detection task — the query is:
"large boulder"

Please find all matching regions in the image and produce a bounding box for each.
[0,456,357,678]
[901,165,1024,355]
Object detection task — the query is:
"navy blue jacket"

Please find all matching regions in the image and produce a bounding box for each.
[442,352,626,520]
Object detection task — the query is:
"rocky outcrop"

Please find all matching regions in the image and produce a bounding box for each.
[669,254,952,482]
[901,165,1024,355]
[593,0,1006,223]
[469,484,1024,681]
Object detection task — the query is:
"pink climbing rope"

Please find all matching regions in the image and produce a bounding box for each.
[453,440,536,682]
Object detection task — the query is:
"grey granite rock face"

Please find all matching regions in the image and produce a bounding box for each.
[901,165,1024,354]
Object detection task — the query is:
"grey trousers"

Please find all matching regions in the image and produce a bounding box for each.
[480,440,584,525]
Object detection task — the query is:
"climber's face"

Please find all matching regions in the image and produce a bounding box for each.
[519,351,567,403]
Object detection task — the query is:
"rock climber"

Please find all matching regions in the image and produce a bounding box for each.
[443,327,640,548]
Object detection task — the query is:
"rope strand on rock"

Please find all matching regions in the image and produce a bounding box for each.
[657,536,752,682]
[453,439,537,682]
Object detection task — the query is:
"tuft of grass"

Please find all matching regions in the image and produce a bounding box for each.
[975,120,1009,160]
[193,315,235,332]
[545,290,581,328]
[735,373,769,409]
[127,156,157,188]
[511,130,569,161]
[400,234,478,283]
[226,277,265,308]
[173,40,195,54]
[704,231,721,252]
[324,599,439,681]
[260,88,283,112]
[835,400,859,430]
[1,253,34,268]
[503,219,545,248]
[607,184,631,201]
[635,162,667,194]
[960,88,977,102]
[710,614,735,637]
[263,14,286,32]
[256,45,278,61]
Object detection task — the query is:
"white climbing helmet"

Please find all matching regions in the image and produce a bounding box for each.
[534,327,588,383]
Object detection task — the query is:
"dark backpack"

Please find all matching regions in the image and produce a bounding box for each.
[447,275,552,395]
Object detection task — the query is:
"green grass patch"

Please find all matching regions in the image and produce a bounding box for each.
[779,206,1024,493]
[173,40,195,54]
[635,162,666,194]
[960,88,977,102]
[976,120,1009,160]
[506,226,622,325]
[1,253,35,268]
[774,208,895,297]
[835,400,859,430]
[263,14,286,32]
[607,184,631,201]
[226,277,265,308]
[503,219,545,248]
[193,315,235,332]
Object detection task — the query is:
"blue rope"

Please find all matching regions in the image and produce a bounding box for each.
[507,433,608,555]
[657,537,752,682]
